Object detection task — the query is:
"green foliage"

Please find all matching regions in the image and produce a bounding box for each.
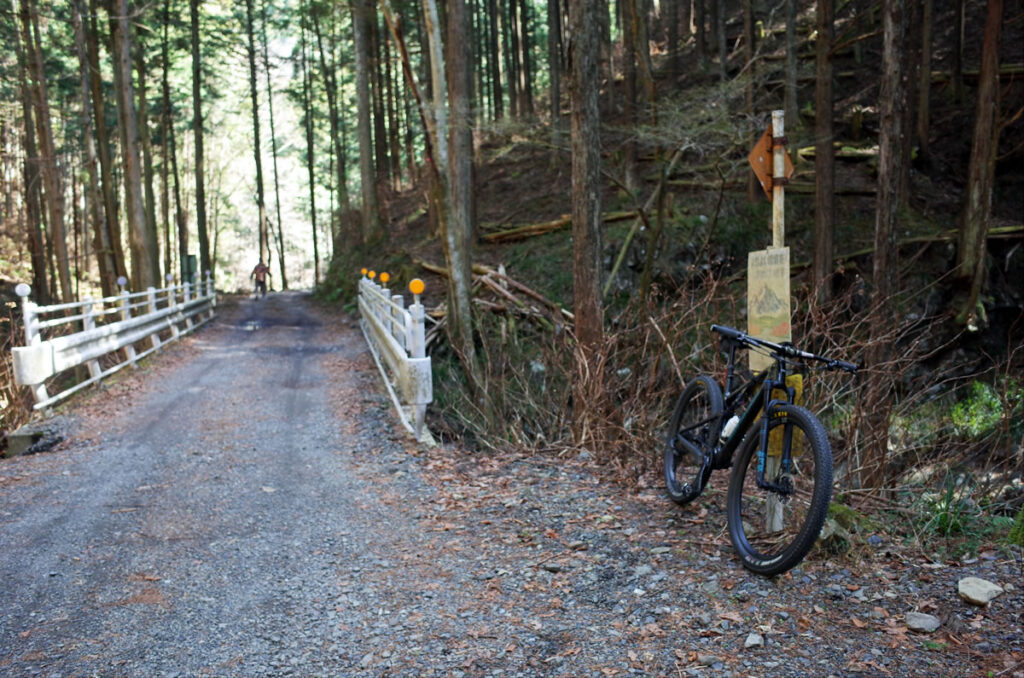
[951,381,1004,438]
[922,473,975,538]
[1009,505,1024,548]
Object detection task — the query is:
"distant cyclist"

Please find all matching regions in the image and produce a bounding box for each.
[250,259,271,299]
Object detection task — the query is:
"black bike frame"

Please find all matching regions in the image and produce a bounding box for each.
[713,339,799,494]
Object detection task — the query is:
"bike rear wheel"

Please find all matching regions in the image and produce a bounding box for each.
[726,404,832,575]
[664,376,723,505]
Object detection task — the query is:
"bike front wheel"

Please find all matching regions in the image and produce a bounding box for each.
[726,404,832,575]
[664,375,723,505]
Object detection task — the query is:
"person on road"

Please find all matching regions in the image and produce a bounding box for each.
[251,259,271,299]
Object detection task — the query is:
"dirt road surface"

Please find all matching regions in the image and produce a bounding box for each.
[0,292,1020,676]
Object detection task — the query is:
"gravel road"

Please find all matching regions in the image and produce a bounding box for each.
[0,292,1020,677]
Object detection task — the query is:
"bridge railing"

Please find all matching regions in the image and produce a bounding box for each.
[11,273,217,410]
[357,271,432,442]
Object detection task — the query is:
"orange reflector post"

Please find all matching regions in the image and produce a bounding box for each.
[380,272,390,284]
[361,267,368,276]
[409,279,425,295]
[369,270,376,279]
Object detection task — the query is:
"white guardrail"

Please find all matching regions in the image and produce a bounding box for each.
[357,271,433,443]
[12,273,217,410]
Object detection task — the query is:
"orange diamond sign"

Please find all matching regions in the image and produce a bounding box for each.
[748,127,794,201]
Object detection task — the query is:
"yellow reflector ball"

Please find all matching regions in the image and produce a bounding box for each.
[369,270,376,279]
[361,267,367,275]
[409,278,425,295]
[380,272,390,284]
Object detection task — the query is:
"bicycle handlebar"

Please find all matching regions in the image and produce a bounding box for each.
[710,324,859,373]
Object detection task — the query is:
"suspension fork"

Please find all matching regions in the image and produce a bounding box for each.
[755,396,795,495]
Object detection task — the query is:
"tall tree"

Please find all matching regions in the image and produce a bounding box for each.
[915,0,933,159]
[72,0,117,296]
[14,2,48,304]
[352,0,383,242]
[261,0,288,288]
[569,0,605,445]
[546,0,561,133]
[487,0,503,120]
[244,0,269,264]
[813,0,835,301]
[190,0,211,279]
[134,37,161,282]
[109,0,159,291]
[784,0,799,127]
[861,0,908,488]
[955,0,1002,327]
[299,5,320,284]
[163,0,187,287]
[87,0,128,286]
[311,2,351,217]
[21,0,72,302]
[446,0,477,370]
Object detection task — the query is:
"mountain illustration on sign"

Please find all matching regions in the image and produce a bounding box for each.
[753,285,786,315]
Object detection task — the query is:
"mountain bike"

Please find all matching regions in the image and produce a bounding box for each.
[664,324,858,575]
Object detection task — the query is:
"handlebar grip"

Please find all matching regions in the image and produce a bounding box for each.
[830,359,859,373]
[711,324,745,342]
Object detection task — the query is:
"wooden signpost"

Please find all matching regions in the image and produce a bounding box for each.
[747,111,795,372]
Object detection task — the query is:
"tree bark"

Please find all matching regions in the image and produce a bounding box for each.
[109,0,159,291]
[299,5,320,285]
[715,0,727,81]
[696,0,707,71]
[569,0,605,446]
[916,0,933,158]
[164,0,187,287]
[87,0,128,286]
[370,12,390,187]
[955,0,1002,327]
[244,0,269,265]
[446,0,478,370]
[785,0,799,127]
[547,0,561,132]
[14,5,49,304]
[260,0,288,289]
[310,4,351,216]
[353,0,383,243]
[813,0,835,302]
[860,0,908,489]
[72,0,117,296]
[622,0,639,191]
[518,0,534,117]
[134,40,162,283]
[488,0,504,119]
[22,0,73,302]
[190,0,211,280]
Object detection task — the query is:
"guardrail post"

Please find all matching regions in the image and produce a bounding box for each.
[15,283,49,404]
[183,281,194,331]
[119,280,138,367]
[392,294,406,350]
[81,301,103,380]
[147,287,163,352]
[165,278,181,341]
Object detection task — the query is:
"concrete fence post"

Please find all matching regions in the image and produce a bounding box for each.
[81,301,102,380]
[392,295,406,350]
[15,283,49,404]
[147,287,163,351]
[119,285,138,368]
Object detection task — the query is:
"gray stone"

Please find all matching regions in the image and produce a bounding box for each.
[906,611,941,633]
[958,577,1004,606]
[744,632,764,649]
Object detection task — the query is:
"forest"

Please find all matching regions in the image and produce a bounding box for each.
[1,0,1022,557]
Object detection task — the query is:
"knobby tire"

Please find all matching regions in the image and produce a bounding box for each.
[664,376,723,505]
[726,404,832,576]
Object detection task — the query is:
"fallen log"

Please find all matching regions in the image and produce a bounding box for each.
[481,210,636,243]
